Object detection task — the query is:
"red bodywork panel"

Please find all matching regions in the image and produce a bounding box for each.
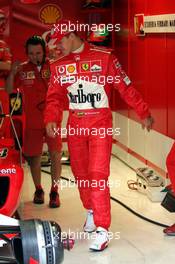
[0,138,23,217]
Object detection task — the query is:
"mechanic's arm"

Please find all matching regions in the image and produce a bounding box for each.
[45,63,64,138]
[0,43,12,72]
[110,55,154,131]
[5,61,21,94]
[0,61,11,71]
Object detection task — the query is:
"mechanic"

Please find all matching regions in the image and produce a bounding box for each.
[5,35,61,208]
[0,9,11,80]
[0,8,12,138]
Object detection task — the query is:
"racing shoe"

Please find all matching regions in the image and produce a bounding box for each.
[89,227,109,251]
[163,224,175,236]
[49,191,60,208]
[83,210,96,233]
[33,188,44,204]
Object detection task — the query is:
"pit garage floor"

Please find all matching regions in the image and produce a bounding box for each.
[18,156,175,264]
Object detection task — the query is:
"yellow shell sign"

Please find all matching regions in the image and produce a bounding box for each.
[39,4,62,25]
[67,65,76,74]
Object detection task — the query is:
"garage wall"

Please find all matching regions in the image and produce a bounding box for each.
[10,0,82,61]
[112,0,175,174]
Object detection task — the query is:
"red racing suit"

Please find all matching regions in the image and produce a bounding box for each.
[45,42,151,229]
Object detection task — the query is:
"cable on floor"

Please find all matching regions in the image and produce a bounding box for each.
[41,168,169,228]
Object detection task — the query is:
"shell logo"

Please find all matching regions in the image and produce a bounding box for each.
[39,4,62,25]
[67,65,76,74]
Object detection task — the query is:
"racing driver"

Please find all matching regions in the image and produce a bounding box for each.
[45,20,154,251]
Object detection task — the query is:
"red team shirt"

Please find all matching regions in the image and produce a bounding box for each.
[14,59,50,129]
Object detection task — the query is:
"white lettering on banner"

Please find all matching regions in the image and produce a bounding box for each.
[0,168,16,174]
[144,14,175,33]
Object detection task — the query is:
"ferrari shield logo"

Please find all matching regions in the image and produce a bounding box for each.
[0,148,8,159]
[41,69,50,78]
[10,97,22,112]
[27,71,35,79]
[81,63,89,71]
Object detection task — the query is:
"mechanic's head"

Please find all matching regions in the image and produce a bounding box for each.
[50,20,83,55]
[25,35,46,65]
[0,9,7,35]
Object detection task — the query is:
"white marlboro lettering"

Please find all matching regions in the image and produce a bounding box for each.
[68,89,101,104]
[67,80,109,110]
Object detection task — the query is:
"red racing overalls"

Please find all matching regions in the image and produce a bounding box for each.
[45,42,151,229]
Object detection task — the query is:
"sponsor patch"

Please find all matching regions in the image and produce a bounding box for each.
[60,75,76,84]
[41,69,50,78]
[81,63,90,72]
[90,60,102,72]
[57,63,77,75]
[57,65,66,75]
[67,64,76,74]
[26,71,35,79]
[91,64,102,72]
[80,61,90,73]
[123,76,131,86]
[80,60,102,73]
[68,89,101,108]
[0,148,8,158]
[114,58,123,70]
[20,71,27,80]
[10,97,22,112]
[119,69,131,86]
[114,59,131,86]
